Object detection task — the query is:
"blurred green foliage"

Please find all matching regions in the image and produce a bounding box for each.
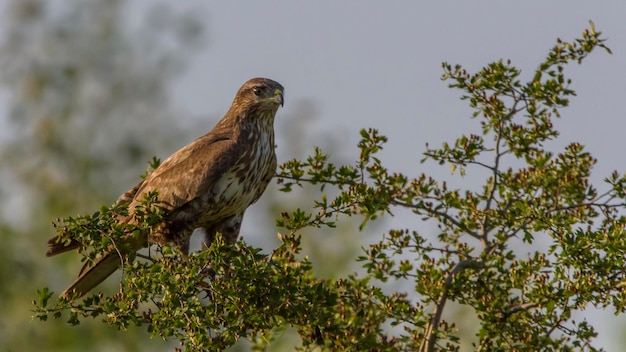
[0,0,203,351]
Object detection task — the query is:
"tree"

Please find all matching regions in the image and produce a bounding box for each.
[34,23,624,351]
[0,1,203,351]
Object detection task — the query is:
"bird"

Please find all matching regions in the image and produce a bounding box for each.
[46,77,284,299]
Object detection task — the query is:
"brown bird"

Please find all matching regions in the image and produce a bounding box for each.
[47,77,284,299]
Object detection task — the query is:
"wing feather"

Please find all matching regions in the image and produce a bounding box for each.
[129,129,243,213]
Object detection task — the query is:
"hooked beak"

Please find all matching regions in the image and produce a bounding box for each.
[273,89,284,107]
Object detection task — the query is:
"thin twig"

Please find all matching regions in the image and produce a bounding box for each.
[481,102,521,241]
[136,252,157,262]
[420,259,478,352]
[466,160,498,172]
[392,200,483,240]
[274,174,359,187]
[499,301,540,320]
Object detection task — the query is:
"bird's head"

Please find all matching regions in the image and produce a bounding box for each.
[233,78,284,115]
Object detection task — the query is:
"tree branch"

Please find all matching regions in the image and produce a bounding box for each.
[392,200,483,241]
[480,102,521,240]
[420,259,479,352]
[499,301,540,320]
[274,174,359,187]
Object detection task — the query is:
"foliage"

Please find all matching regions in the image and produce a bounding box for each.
[34,23,626,351]
[0,1,203,351]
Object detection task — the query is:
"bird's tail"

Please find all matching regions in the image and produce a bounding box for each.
[60,253,122,300]
[46,235,81,257]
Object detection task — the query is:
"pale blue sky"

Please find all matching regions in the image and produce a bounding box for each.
[166,2,626,350]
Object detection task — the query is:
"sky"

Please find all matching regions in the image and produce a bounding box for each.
[159,2,626,350]
[172,2,624,183]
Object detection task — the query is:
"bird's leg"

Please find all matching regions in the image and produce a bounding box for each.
[201,226,216,249]
[193,226,216,296]
[210,213,244,246]
[177,239,190,257]
[198,213,244,293]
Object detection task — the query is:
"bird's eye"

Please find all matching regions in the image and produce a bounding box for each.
[253,87,263,96]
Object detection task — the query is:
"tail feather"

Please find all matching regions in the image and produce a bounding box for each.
[61,253,122,299]
[49,179,147,299]
[46,235,81,257]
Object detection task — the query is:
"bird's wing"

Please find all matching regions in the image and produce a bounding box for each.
[130,130,243,212]
[116,179,145,205]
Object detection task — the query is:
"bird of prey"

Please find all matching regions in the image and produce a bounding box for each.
[46,77,284,299]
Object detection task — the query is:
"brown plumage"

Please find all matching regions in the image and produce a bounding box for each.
[46,77,284,299]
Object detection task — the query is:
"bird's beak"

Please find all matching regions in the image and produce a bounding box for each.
[273,89,284,107]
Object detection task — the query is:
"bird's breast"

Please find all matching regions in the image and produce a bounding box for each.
[202,130,276,221]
